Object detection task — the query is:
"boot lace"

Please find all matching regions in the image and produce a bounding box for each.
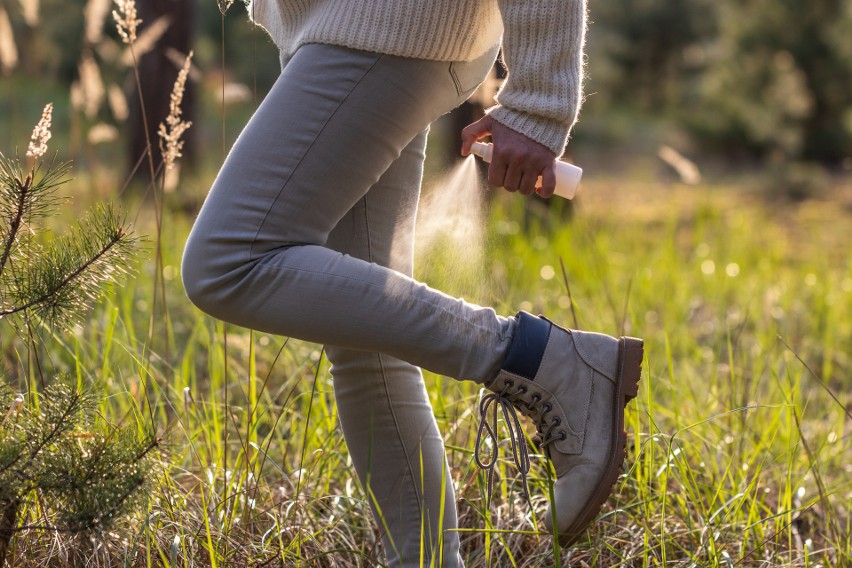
[474,380,531,506]
[474,380,568,507]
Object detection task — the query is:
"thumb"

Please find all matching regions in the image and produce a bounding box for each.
[460,115,493,156]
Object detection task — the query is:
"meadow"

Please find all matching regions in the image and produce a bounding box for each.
[2,131,850,565]
[1,3,851,566]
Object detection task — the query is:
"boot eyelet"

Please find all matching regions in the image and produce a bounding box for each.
[505,379,514,388]
[531,395,541,404]
[517,386,528,394]
[552,417,561,426]
[560,432,567,440]
[542,403,552,414]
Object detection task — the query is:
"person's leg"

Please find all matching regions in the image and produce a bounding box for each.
[325,129,462,566]
[181,43,508,384]
[181,43,496,566]
[182,41,644,552]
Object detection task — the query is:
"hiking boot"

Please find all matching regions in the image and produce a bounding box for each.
[477,311,643,546]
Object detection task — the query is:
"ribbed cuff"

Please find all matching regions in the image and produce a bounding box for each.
[487,106,572,158]
[500,311,552,381]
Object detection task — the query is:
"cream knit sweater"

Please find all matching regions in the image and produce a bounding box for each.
[248,0,587,156]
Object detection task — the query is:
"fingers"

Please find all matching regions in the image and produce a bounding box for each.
[487,157,509,190]
[462,116,561,199]
[536,165,557,198]
[519,170,539,196]
[499,156,536,195]
[488,143,549,195]
[461,115,493,156]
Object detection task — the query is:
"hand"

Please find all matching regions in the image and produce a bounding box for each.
[461,115,558,197]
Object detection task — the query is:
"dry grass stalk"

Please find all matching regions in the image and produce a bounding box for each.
[19,0,39,26]
[1,394,24,427]
[26,102,53,159]
[120,15,170,66]
[87,123,119,145]
[163,161,180,193]
[0,6,18,75]
[107,84,129,121]
[78,49,105,119]
[69,81,84,113]
[112,0,141,44]
[84,0,113,45]
[217,0,235,15]
[658,144,702,185]
[158,50,193,171]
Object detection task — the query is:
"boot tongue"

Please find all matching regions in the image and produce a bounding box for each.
[501,311,552,380]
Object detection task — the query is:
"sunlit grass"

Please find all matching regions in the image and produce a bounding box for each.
[3,169,849,565]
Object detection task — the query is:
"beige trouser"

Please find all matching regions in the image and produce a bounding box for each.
[182,42,513,566]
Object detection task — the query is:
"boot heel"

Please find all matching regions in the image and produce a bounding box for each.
[619,337,644,403]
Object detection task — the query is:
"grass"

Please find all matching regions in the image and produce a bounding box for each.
[2,161,850,566]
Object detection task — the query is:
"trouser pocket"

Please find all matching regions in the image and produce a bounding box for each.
[448,42,500,98]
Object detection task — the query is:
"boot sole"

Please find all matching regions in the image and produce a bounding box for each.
[556,336,643,547]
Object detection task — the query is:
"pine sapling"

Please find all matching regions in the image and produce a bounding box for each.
[0,103,157,564]
[0,103,137,332]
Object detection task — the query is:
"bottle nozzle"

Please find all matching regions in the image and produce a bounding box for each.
[470,141,493,163]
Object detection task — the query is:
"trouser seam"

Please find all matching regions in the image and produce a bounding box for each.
[448,62,463,97]
[365,197,429,561]
[375,352,427,554]
[363,195,373,262]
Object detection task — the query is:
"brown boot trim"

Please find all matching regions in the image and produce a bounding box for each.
[557,336,643,547]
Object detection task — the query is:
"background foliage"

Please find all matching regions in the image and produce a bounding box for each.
[1,0,851,168]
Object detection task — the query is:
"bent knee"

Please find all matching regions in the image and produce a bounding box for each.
[180,236,237,319]
[181,247,215,316]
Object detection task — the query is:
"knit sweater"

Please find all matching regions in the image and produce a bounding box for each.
[248,0,587,156]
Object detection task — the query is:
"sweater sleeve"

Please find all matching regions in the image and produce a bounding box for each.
[487,0,587,157]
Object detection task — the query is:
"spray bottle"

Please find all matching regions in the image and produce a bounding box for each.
[469,141,582,199]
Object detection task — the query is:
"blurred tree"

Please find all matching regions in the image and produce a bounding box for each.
[694,0,852,163]
[5,0,849,168]
[17,0,87,81]
[587,0,717,111]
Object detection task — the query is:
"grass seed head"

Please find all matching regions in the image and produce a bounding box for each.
[87,123,119,145]
[27,102,53,159]
[0,6,19,75]
[107,84,129,121]
[19,0,39,26]
[158,51,193,172]
[217,0,235,15]
[112,0,141,44]
[121,15,170,66]
[84,0,112,44]
[78,49,105,119]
